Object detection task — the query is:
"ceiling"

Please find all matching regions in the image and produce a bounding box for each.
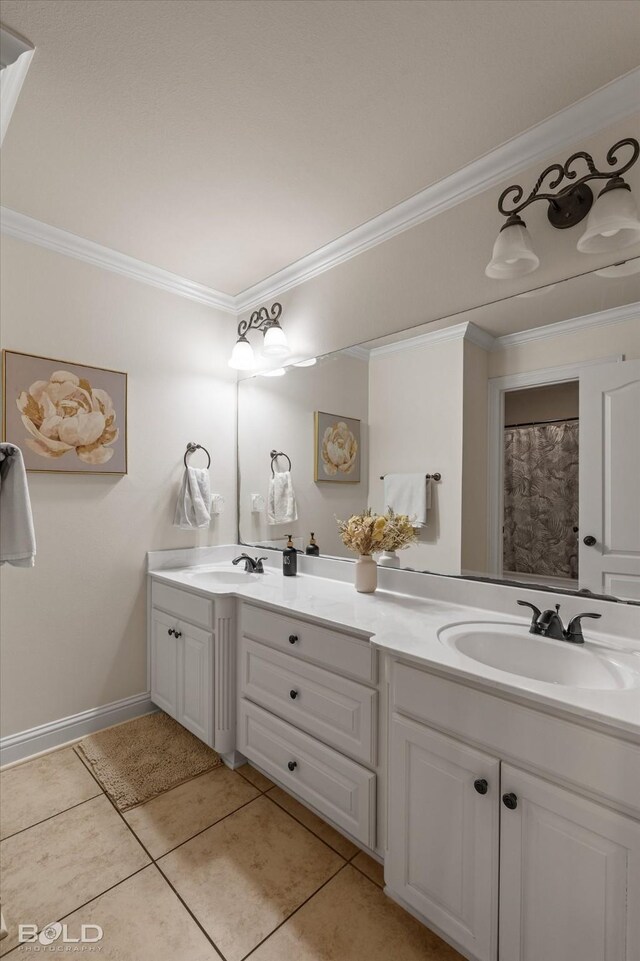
[2,0,640,295]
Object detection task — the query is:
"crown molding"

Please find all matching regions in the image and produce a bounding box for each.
[493,301,640,349]
[341,345,370,361]
[0,207,237,314]
[368,320,495,358]
[234,68,640,311]
[2,70,638,315]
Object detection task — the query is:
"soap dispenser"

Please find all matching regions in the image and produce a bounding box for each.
[283,535,298,577]
[305,533,320,557]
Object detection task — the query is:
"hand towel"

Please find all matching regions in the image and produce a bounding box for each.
[173,467,212,529]
[0,444,37,567]
[268,470,298,525]
[383,473,431,528]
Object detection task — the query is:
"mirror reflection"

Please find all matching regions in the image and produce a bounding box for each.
[238,260,640,602]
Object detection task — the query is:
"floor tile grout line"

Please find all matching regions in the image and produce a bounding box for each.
[74,739,230,961]
[156,793,262,860]
[235,765,273,792]
[349,860,384,889]
[0,791,103,844]
[263,789,355,861]
[0,863,151,958]
[239,861,350,961]
[150,861,228,961]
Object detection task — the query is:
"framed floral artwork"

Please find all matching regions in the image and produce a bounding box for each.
[314,411,361,483]
[2,350,127,474]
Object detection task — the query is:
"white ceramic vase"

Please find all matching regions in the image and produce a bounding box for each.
[355,554,378,593]
[377,550,400,568]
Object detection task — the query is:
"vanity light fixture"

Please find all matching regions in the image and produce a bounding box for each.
[259,367,287,377]
[486,138,640,279]
[293,357,317,367]
[228,302,289,369]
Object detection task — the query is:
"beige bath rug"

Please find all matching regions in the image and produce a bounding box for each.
[75,711,222,811]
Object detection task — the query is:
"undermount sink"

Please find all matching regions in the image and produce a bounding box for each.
[438,621,632,690]
[179,565,267,586]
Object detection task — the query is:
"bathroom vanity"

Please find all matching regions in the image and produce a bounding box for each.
[148,546,640,961]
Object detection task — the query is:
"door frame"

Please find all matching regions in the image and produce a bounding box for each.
[486,355,623,577]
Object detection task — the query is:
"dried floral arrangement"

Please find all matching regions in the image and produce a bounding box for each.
[337,508,417,556]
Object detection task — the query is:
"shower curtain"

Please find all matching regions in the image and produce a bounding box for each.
[503,421,579,579]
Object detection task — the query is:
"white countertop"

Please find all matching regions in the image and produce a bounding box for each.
[149,549,640,739]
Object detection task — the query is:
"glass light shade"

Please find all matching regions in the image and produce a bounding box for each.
[577,184,640,254]
[485,221,540,279]
[262,323,289,357]
[228,337,255,370]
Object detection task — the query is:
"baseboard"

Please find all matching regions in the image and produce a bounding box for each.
[0,692,156,768]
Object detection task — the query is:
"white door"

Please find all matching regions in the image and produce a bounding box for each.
[177,622,213,745]
[386,716,499,961]
[150,609,178,717]
[499,764,640,961]
[580,359,640,599]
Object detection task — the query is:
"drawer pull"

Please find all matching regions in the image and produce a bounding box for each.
[474,778,488,795]
[289,689,298,700]
[502,792,518,810]
[287,760,297,772]
[168,628,174,636]
[174,631,182,638]
[288,634,298,645]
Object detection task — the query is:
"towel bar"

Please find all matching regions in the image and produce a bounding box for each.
[379,472,441,482]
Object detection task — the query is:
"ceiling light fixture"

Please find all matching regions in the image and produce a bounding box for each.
[228,302,289,370]
[486,138,640,280]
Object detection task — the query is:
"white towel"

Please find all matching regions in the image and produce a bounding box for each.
[383,473,431,528]
[0,444,36,567]
[173,467,211,529]
[268,470,298,525]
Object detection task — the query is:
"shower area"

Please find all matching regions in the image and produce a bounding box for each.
[503,382,579,586]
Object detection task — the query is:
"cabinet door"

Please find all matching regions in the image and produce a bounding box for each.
[499,765,640,961]
[387,715,499,961]
[150,609,178,717]
[177,622,213,745]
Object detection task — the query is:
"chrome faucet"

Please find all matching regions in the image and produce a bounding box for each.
[517,600,601,644]
[232,553,268,573]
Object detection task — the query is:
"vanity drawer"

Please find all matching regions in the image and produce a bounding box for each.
[391,659,640,815]
[240,636,377,765]
[151,581,213,630]
[241,603,376,684]
[238,699,376,847]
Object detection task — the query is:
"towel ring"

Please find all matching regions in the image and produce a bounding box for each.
[270,449,292,476]
[184,442,211,469]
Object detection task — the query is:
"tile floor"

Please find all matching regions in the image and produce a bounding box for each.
[0,744,463,960]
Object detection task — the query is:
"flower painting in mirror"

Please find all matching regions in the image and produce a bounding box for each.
[314,411,360,483]
[2,351,127,474]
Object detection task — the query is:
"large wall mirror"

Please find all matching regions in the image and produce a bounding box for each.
[238,258,640,602]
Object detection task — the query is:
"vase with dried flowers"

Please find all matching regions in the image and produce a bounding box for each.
[337,508,417,592]
[376,508,418,568]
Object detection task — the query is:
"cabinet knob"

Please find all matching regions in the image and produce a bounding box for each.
[174,631,182,638]
[288,634,298,645]
[473,778,488,795]
[502,792,518,810]
[168,628,175,636]
[583,535,597,547]
[289,689,298,700]
[287,760,297,772]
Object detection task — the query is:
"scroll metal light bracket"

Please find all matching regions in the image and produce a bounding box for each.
[497,137,640,231]
[236,302,283,342]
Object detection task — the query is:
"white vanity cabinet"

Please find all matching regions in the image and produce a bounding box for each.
[148,579,235,754]
[386,657,640,961]
[237,602,378,848]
